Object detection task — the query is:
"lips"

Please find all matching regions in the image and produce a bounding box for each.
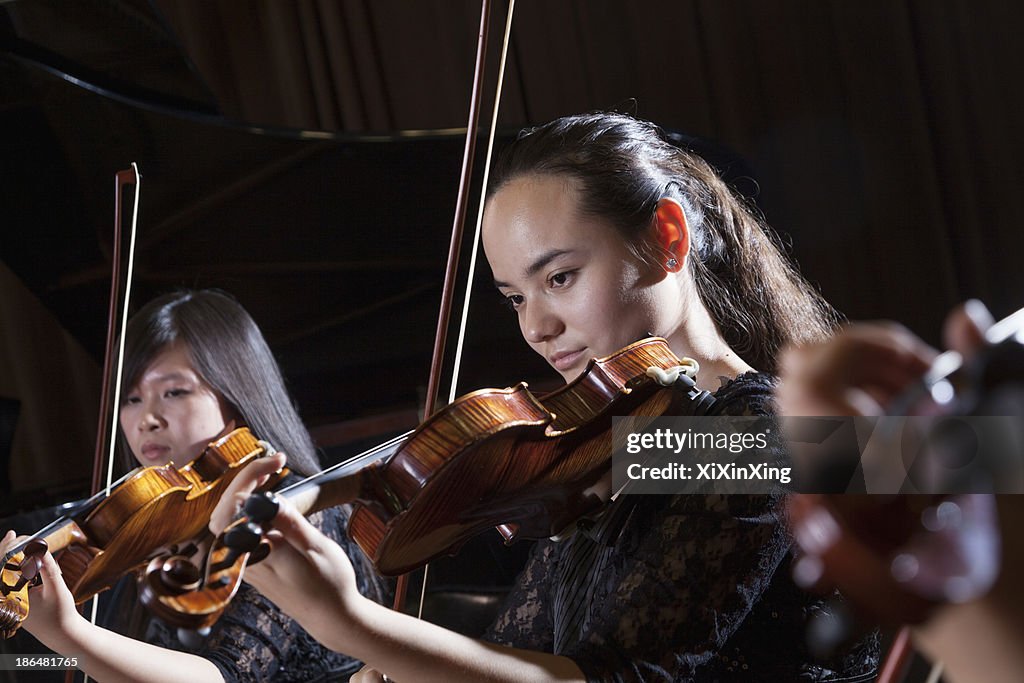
[139,442,172,463]
[549,348,586,372]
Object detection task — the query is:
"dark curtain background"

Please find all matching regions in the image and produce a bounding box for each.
[150,0,1024,335]
[1,0,1021,502]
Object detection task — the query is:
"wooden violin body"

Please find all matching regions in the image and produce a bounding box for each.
[0,427,282,638]
[145,338,700,628]
[349,336,690,574]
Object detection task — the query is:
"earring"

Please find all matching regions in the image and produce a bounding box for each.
[665,257,679,271]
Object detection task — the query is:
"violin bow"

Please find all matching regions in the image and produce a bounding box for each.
[448,0,517,404]
[67,163,142,683]
[91,164,142,498]
[396,0,517,617]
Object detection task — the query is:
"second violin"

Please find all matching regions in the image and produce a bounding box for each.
[0,426,282,638]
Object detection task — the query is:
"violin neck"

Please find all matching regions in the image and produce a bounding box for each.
[278,433,407,517]
[4,517,88,562]
[285,468,371,517]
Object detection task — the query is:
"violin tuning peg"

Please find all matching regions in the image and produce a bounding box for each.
[15,553,44,586]
[243,492,280,523]
[249,541,271,565]
[23,539,48,557]
[223,521,263,554]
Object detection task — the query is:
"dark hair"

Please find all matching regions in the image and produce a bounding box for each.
[118,289,319,475]
[488,112,840,373]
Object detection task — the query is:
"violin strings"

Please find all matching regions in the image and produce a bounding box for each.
[3,519,67,561]
[1,466,142,562]
[275,429,414,498]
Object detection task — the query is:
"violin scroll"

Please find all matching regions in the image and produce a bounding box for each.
[140,491,282,630]
[0,539,48,638]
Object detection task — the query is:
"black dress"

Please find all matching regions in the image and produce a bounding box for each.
[484,372,879,682]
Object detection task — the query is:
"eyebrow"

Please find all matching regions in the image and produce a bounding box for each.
[147,371,193,383]
[493,248,573,288]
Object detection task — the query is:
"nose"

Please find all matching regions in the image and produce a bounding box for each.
[135,400,164,432]
[521,298,564,345]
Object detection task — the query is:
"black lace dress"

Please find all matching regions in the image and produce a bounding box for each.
[102,504,386,683]
[483,372,879,682]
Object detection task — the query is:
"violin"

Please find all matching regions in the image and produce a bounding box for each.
[140,337,709,630]
[785,305,1024,680]
[0,426,284,638]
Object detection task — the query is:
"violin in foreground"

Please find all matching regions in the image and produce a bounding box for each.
[0,427,284,638]
[785,304,1024,680]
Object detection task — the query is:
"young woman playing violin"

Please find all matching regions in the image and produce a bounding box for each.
[211,112,879,682]
[1,289,386,682]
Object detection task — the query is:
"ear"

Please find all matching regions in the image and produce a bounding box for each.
[653,198,690,272]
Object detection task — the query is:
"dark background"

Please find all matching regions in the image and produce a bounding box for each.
[1,0,1022,519]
